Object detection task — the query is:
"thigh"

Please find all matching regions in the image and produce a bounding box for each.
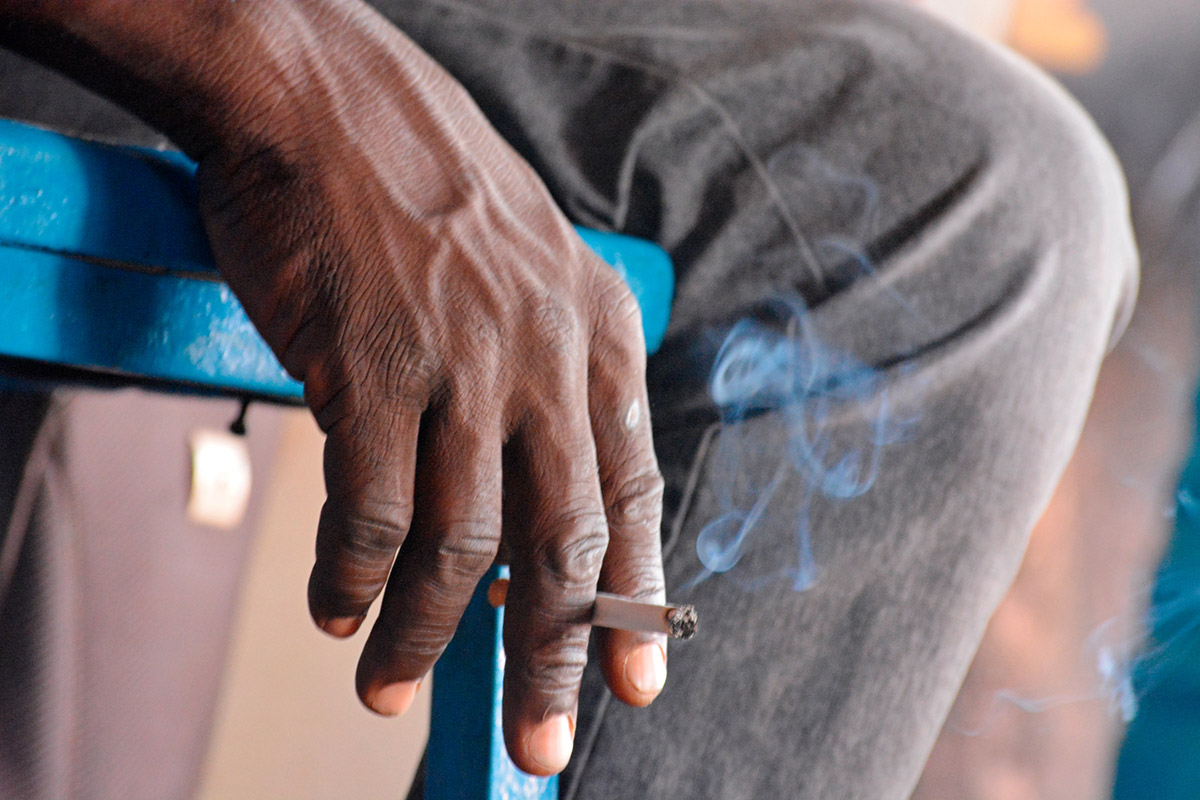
[370,1,1136,798]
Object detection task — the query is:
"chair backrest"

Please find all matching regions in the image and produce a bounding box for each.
[0,118,673,402]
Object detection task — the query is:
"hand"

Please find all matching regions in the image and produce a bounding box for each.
[187,2,668,775]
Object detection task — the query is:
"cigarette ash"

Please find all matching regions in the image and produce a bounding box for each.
[666,605,699,641]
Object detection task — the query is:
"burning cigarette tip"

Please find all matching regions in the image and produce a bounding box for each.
[666,605,699,641]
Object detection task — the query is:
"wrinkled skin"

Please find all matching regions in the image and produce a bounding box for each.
[0,0,668,774]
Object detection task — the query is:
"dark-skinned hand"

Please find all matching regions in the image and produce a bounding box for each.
[0,0,668,774]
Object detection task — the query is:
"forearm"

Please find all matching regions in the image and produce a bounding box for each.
[0,0,269,155]
[0,0,484,175]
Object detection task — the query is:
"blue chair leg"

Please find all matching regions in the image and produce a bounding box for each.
[428,565,558,800]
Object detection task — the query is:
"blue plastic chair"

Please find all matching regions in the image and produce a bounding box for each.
[0,119,674,800]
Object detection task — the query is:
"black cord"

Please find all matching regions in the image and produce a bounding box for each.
[228,397,251,437]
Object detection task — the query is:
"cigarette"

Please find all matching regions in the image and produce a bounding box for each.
[486,578,698,641]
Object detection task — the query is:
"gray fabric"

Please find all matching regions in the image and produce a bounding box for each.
[0,0,1137,798]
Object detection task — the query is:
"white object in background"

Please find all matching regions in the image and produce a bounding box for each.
[909,0,1015,40]
[187,429,253,530]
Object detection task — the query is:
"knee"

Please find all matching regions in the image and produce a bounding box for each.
[696,0,1136,332]
[794,0,1140,359]
[876,0,1139,344]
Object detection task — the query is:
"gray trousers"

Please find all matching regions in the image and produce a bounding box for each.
[0,1,1137,798]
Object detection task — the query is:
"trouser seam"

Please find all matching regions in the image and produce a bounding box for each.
[662,421,720,563]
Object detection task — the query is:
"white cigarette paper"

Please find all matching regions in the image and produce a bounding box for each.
[486,578,698,640]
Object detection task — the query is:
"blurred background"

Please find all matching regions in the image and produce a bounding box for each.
[194,1,1200,797]
[912,2,1200,798]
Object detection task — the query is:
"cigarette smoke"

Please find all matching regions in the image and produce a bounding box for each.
[947,480,1200,740]
[693,294,915,590]
[690,146,920,590]
[690,146,1187,747]
[688,142,1196,761]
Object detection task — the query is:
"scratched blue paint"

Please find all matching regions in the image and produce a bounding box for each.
[0,119,673,403]
[0,246,294,397]
[0,121,212,274]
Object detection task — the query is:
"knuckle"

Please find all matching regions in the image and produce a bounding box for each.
[318,503,410,565]
[606,287,643,332]
[342,507,411,558]
[448,372,505,421]
[310,317,432,424]
[527,294,586,355]
[317,578,383,613]
[605,561,667,601]
[375,622,452,664]
[429,521,499,586]
[590,300,646,377]
[516,638,589,694]
[532,515,609,591]
[621,565,668,598]
[592,271,643,336]
[376,331,437,400]
[309,562,384,613]
[605,468,665,531]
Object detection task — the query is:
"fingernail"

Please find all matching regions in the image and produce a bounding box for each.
[527,714,574,773]
[624,642,667,696]
[365,680,421,717]
[317,614,365,638]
